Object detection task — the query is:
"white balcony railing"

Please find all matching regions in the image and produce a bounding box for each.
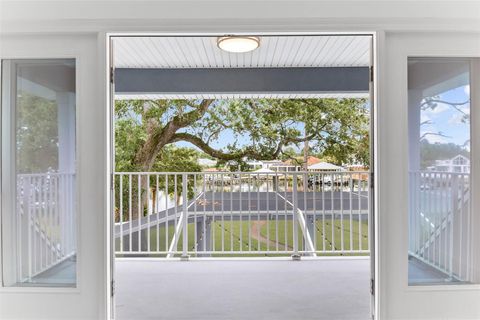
[409,171,471,281]
[113,171,370,257]
[16,172,76,282]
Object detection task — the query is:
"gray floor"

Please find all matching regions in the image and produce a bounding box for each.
[17,257,77,287]
[115,258,371,320]
[408,256,460,285]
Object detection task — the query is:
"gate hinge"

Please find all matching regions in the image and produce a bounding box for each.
[111,279,115,297]
[110,66,115,84]
[370,278,374,295]
[369,66,374,82]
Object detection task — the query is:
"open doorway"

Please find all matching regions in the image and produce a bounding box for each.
[109,34,374,320]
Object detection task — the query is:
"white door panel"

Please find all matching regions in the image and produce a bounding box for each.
[0,35,107,320]
[380,32,480,319]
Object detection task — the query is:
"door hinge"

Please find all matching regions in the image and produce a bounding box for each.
[370,172,374,189]
[110,66,115,84]
[369,66,374,82]
[111,279,115,297]
[370,278,375,295]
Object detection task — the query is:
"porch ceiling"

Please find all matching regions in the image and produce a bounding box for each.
[113,35,371,69]
[113,35,371,100]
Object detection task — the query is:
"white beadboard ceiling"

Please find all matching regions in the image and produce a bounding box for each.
[113,35,371,69]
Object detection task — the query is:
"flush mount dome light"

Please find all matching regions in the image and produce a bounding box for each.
[217,36,260,53]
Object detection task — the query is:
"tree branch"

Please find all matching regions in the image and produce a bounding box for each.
[170,132,282,161]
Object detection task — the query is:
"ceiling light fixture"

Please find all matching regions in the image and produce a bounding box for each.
[217,36,260,53]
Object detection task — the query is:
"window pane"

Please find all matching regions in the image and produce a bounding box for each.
[408,58,472,285]
[2,59,76,287]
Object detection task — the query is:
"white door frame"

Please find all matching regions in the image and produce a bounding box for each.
[104,31,380,320]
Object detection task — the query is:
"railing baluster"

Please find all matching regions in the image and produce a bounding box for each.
[239,173,243,252]
[221,173,224,252]
[331,173,335,252]
[155,174,159,253]
[284,172,288,251]
[340,173,344,252]
[257,173,260,252]
[165,175,169,253]
[137,174,142,252]
[212,174,215,253]
[193,174,197,254]
[458,173,463,278]
[266,172,270,253]
[146,174,151,253]
[129,174,132,253]
[444,173,448,271]
[313,173,317,252]
[358,176,362,251]
[174,174,178,253]
[203,173,207,254]
[248,174,251,252]
[119,175,123,253]
[48,174,53,266]
[322,173,326,252]
[303,172,307,254]
[274,169,280,251]
[292,174,298,256]
[465,173,471,280]
[27,176,32,279]
[349,173,353,252]
[230,173,233,253]
[182,174,188,258]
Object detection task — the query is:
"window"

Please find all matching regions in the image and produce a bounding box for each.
[408,57,474,285]
[1,59,76,287]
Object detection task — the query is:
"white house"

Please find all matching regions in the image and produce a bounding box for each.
[198,158,217,167]
[308,162,345,172]
[428,154,470,173]
[261,160,284,170]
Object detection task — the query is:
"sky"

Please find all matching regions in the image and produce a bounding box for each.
[175,100,371,154]
[175,106,309,152]
[420,84,470,150]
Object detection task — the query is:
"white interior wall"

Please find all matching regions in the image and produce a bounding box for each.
[0,1,479,320]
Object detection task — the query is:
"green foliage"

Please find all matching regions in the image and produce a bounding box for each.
[16,91,58,173]
[193,98,369,165]
[152,145,202,173]
[115,98,370,172]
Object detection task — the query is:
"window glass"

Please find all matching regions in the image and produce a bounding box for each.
[2,59,76,287]
[408,58,473,285]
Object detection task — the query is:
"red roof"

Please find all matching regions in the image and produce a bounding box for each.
[283,156,321,166]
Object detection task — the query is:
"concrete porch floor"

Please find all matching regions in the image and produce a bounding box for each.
[115,258,371,320]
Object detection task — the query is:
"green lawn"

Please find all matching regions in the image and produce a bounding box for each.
[116,217,369,257]
[258,219,369,254]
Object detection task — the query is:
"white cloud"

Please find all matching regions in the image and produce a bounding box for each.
[425,134,450,144]
[420,113,431,124]
[448,113,466,125]
[424,103,448,114]
[458,105,470,115]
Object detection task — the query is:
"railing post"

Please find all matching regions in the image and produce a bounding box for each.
[292,174,300,260]
[181,173,189,260]
[450,173,458,278]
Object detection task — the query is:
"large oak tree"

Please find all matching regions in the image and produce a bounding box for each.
[115,98,369,172]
